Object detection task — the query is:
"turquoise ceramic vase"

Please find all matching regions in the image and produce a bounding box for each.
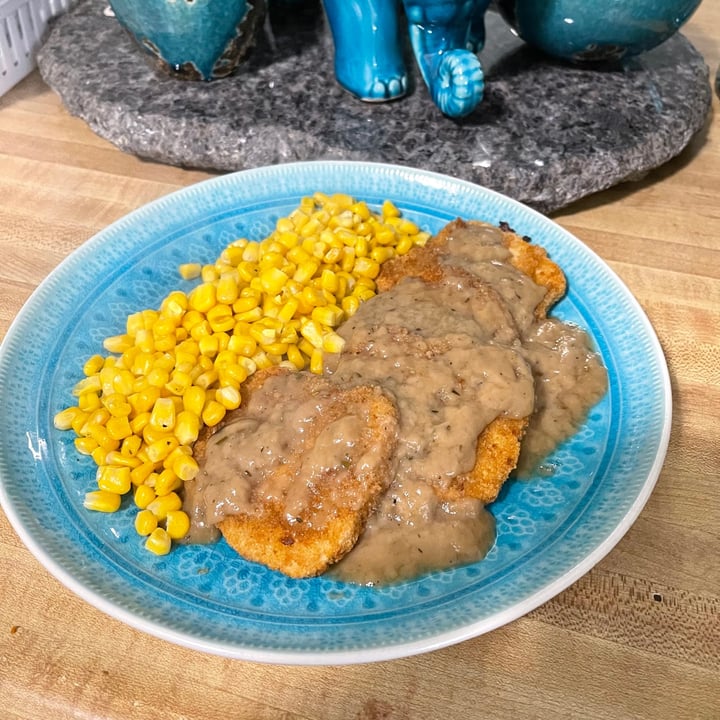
[108,0,266,80]
[496,0,703,62]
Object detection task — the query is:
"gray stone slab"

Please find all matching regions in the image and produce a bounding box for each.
[37,0,711,213]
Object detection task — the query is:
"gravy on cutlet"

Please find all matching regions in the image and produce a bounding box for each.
[184,221,607,585]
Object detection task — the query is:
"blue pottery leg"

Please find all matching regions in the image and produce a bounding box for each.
[322,0,408,101]
[402,0,489,117]
[468,0,492,52]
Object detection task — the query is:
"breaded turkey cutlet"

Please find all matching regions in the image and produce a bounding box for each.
[193,367,398,579]
[375,218,567,504]
[192,218,567,578]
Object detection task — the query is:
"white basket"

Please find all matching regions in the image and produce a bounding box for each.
[0,0,73,96]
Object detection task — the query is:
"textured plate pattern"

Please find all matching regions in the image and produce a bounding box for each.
[0,161,670,664]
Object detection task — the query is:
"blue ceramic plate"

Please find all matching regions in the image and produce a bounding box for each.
[0,162,670,664]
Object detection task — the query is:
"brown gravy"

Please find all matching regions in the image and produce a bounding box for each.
[184,222,607,585]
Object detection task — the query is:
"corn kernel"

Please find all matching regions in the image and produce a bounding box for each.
[84,490,122,513]
[173,453,199,482]
[104,450,141,469]
[103,334,132,354]
[106,416,133,441]
[78,392,102,412]
[72,375,102,397]
[74,437,98,455]
[135,509,158,536]
[134,483,156,509]
[97,465,132,495]
[146,436,179,463]
[216,385,241,410]
[149,397,176,432]
[179,263,202,280]
[310,348,324,375]
[165,510,191,540]
[175,410,201,446]
[323,331,346,354]
[145,527,172,555]
[147,492,182,520]
[300,319,324,349]
[286,344,306,370]
[202,400,226,427]
[183,386,206,416]
[311,305,344,329]
[154,468,182,496]
[54,406,82,431]
[91,446,108,467]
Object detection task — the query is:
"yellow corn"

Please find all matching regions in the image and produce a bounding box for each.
[174,410,200,446]
[179,263,202,280]
[143,435,178,463]
[97,465,132,495]
[54,406,82,431]
[145,527,172,555]
[74,436,99,455]
[165,510,191,540]
[134,484,156,509]
[310,348,324,375]
[202,400,226,427]
[106,416,133,441]
[84,490,122,513]
[154,468,182,496]
[134,509,158,536]
[147,492,182,520]
[149,397,176,432]
[72,375,102,396]
[215,385,241,411]
[171,451,198,483]
[104,450,141,469]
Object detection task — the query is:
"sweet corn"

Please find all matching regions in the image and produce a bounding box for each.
[145,527,172,555]
[134,509,158,536]
[165,510,191,540]
[53,406,82,431]
[147,492,182,520]
[149,397,176,431]
[97,465,132,495]
[174,410,200,445]
[154,468,182,496]
[173,453,199,482]
[84,490,122,513]
[134,484,156,509]
[179,263,202,280]
[202,400,226,427]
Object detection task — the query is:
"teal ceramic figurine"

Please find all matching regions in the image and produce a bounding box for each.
[496,0,703,63]
[323,0,491,118]
[108,0,265,80]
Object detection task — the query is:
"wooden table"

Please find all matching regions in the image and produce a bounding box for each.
[1,4,718,718]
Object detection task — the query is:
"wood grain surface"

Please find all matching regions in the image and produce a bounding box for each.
[1,4,719,719]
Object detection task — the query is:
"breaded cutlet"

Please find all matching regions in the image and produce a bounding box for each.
[194,367,399,579]
[376,218,567,504]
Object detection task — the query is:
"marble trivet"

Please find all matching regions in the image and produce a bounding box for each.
[37,0,711,213]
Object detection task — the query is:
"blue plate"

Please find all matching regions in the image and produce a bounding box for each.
[0,161,670,664]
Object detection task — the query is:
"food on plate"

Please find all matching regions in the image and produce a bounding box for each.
[53,194,430,555]
[185,218,608,584]
[187,367,399,578]
[53,192,607,582]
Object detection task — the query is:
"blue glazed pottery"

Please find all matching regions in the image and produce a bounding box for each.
[108,0,266,80]
[496,0,703,62]
[322,0,491,118]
